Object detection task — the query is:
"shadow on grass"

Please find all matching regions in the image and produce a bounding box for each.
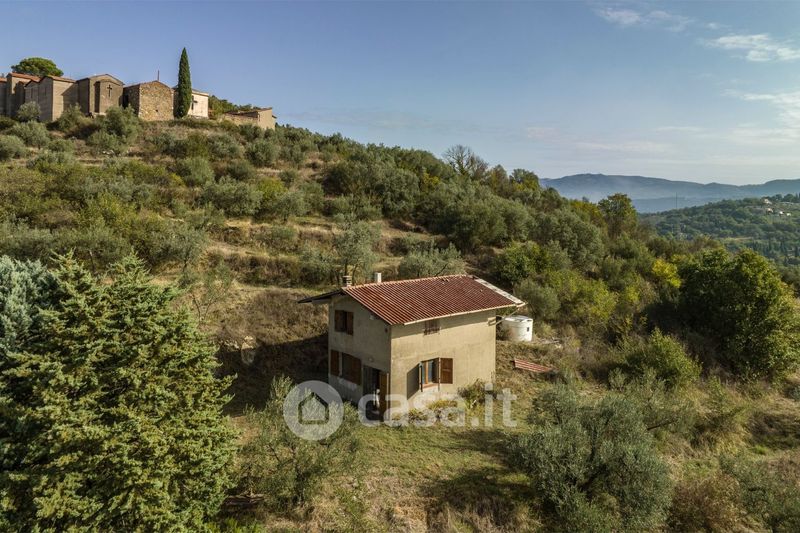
[219,333,327,416]
[421,428,538,531]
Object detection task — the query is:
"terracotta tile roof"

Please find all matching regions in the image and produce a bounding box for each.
[8,72,41,81]
[299,275,522,325]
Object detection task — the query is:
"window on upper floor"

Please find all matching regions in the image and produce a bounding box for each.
[334,310,354,335]
[423,319,440,335]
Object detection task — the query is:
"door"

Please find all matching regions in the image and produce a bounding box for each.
[379,372,389,419]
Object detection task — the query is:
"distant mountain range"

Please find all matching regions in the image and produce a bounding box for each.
[540,174,800,213]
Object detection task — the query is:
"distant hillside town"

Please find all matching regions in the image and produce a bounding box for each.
[0,68,276,129]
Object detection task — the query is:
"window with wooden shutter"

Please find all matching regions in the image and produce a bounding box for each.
[329,350,340,376]
[341,353,362,385]
[439,358,453,384]
[334,310,354,335]
[419,358,439,388]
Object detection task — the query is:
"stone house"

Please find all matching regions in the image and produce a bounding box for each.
[23,75,80,122]
[299,274,522,417]
[223,107,277,130]
[77,74,124,116]
[4,72,42,117]
[2,67,271,125]
[122,81,174,121]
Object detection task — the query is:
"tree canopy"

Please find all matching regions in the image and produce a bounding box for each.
[0,255,236,530]
[174,48,192,118]
[11,57,63,77]
[679,249,800,379]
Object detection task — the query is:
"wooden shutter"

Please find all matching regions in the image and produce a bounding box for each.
[439,358,453,384]
[418,362,424,391]
[330,350,340,375]
[334,310,344,332]
[346,312,354,335]
[352,355,362,385]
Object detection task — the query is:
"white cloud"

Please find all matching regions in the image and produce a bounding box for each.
[705,34,800,62]
[596,7,692,32]
[737,90,800,128]
[597,8,642,27]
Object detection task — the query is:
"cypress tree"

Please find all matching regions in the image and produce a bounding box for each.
[0,255,236,530]
[175,47,192,118]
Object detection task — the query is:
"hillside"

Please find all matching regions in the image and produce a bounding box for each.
[542,173,800,212]
[643,195,800,268]
[2,110,800,532]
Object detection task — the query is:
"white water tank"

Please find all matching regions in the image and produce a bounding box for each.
[500,315,534,342]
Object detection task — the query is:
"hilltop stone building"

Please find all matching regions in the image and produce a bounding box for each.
[77,74,124,116]
[122,80,174,121]
[222,108,277,130]
[1,67,275,128]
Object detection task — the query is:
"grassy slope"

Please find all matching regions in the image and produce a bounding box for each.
[6,120,800,532]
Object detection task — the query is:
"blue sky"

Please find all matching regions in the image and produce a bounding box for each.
[4,1,800,183]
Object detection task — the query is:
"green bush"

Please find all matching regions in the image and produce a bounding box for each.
[16,101,41,122]
[253,225,297,253]
[679,249,800,379]
[0,135,27,160]
[299,181,325,214]
[514,279,560,323]
[299,246,335,285]
[0,116,16,132]
[87,130,124,154]
[207,133,242,161]
[101,106,141,144]
[8,121,50,147]
[200,177,262,216]
[47,138,74,153]
[279,169,299,186]
[175,156,214,186]
[398,242,466,279]
[54,105,87,133]
[225,158,256,181]
[262,190,308,222]
[27,150,76,170]
[239,376,360,510]
[618,329,700,389]
[511,384,672,531]
[238,123,264,142]
[246,138,278,167]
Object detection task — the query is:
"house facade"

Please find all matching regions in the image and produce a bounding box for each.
[122,81,174,121]
[23,75,79,123]
[77,74,124,116]
[300,275,522,417]
[222,107,277,130]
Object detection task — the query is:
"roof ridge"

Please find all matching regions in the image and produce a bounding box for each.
[344,274,470,290]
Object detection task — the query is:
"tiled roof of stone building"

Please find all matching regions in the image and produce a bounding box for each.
[299,275,522,325]
[8,72,41,81]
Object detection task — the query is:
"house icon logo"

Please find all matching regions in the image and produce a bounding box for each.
[298,393,330,425]
[283,380,343,440]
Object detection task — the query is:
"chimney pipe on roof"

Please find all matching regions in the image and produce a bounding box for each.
[342,275,352,287]
[373,272,382,284]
